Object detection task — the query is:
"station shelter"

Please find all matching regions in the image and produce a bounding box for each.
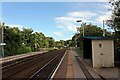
[79,36,114,67]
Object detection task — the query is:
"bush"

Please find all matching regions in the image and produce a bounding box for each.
[4,46,32,57]
[4,50,11,57]
[76,47,83,58]
[22,46,32,53]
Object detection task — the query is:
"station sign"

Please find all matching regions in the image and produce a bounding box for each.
[0,43,6,46]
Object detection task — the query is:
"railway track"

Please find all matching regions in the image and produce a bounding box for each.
[29,50,66,80]
[1,52,46,70]
[1,51,47,68]
[2,49,67,80]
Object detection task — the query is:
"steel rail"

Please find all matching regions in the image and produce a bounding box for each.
[28,50,66,80]
[49,50,67,80]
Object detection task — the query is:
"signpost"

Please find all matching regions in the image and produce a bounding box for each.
[0,43,6,46]
[0,22,5,57]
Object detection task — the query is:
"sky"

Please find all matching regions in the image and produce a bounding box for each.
[2,1,112,41]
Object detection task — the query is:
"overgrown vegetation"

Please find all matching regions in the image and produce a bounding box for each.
[108,0,120,61]
[2,26,66,57]
[76,47,83,58]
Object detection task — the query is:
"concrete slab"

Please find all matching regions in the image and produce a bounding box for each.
[70,51,86,79]
[66,51,73,78]
[83,59,101,79]
[54,49,119,80]
[94,68,118,80]
[53,50,86,79]
[83,59,119,80]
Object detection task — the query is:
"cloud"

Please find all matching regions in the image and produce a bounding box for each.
[54,8,112,40]
[62,37,72,40]
[53,32,63,36]
[54,16,78,32]
[54,11,97,33]
[5,24,24,30]
[2,0,108,2]
[96,11,112,23]
[100,4,110,9]
[68,11,97,19]
[55,16,81,23]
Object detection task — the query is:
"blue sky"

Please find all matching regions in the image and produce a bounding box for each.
[2,2,112,41]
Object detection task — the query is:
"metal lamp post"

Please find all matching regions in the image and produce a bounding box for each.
[76,20,85,36]
[103,19,114,37]
[76,27,80,48]
[103,20,105,37]
[76,20,85,49]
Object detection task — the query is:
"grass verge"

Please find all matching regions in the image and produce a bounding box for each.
[76,47,83,58]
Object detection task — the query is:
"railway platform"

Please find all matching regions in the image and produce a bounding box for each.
[0,50,47,64]
[53,49,119,80]
[1,49,119,79]
[53,50,87,79]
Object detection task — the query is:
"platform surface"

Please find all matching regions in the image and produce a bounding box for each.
[54,49,119,80]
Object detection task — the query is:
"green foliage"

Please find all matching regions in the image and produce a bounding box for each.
[55,40,65,49]
[4,24,68,57]
[78,24,103,36]
[108,0,120,30]
[3,25,56,57]
[22,46,32,53]
[108,0,120,61]
[46,37,55,48]
[71,24,112,48]
[71,24,102,47]
[76,47,83,58]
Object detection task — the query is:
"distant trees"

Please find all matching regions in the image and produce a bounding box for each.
[70,24,112,47]
[3,25,64,57]
[46,37,55,48]
[77,24,113,37]
[55,40,64,49]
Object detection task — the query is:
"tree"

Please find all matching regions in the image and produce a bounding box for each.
[77,24,103,36]
[4,26,23,56]
[64,40,71,47]
[46,37,55,48]
[70,34,79,47]
[22,28,33,46]
[71,24,112,48]
[34,32,45,49]
[108,0,120,31]
[55,40,64,49]
[3,23,69,57]
[108,0,120,61]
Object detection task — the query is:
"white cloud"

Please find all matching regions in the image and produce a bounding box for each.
[2,0,108,2]
[100,4,110,9]
[96,15,109,23]
[55,16,79,32]
[68,11,97,18]
[55,16,80,22]
[5,24,23,28]
[54,11,97,33]
[54,9,112,39]
[62,37,72,41]
[95,4,112,12]
[5,24,24,30]
[96,11,112,23]
[53,32,63,36]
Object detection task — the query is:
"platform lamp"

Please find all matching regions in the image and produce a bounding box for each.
[103,19,114,37]
[76,20,85,36]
